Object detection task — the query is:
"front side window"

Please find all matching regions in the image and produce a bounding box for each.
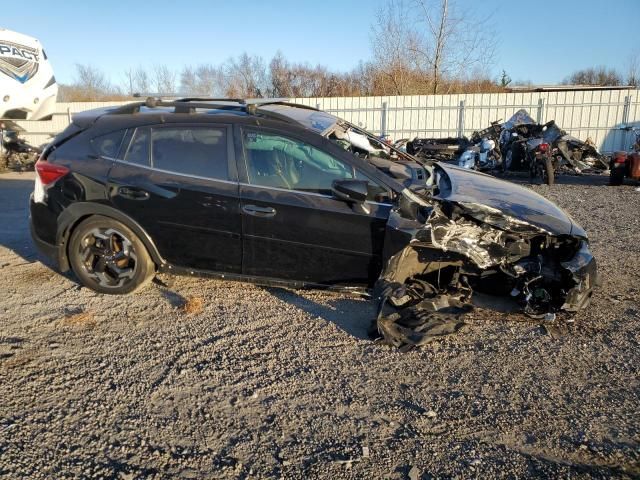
[151,126,228,180]
[242,129,354,194]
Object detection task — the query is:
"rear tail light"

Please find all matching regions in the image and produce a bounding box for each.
[35,160,69,185]
[538,143,549,153]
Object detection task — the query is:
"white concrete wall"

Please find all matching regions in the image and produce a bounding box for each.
[14,90,640,153]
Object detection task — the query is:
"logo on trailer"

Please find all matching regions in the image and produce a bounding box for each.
[0,41,40,84]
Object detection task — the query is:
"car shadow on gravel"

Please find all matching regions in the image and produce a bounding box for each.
[0,175,39,261]
[0,175,80,281]
[263,287,374,340]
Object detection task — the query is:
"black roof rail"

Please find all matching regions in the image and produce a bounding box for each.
[109,101,146,115]
[106,97,323,127]
[143,97,301,123]
[145,97,247,113]
[175,97,247,104]
[259,101,320,112]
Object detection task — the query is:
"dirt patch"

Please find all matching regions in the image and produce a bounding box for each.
[59,310,96,328]
[181,296,204,315]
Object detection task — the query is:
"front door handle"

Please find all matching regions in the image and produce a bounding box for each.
[118,186,150,200]
[242,204,276,218]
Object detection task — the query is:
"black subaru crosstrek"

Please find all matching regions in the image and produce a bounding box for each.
[30,98,596,328]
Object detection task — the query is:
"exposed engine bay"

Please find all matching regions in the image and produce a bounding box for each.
[328,122,428,187]
[325,121,598,350]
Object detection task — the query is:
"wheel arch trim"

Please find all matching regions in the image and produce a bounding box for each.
[56,203,166,271]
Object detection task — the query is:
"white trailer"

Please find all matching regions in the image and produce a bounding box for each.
[0,28,57,120]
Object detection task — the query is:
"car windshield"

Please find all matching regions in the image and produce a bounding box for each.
[259,104,338,134]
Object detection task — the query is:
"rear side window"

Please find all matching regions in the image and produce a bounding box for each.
[124,128,150,166]
[92,130,125,158]
[151,126,228,180]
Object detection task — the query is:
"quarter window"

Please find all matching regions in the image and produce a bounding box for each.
[91,130,125,158]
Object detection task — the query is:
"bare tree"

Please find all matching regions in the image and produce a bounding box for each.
[59,64,125,101]
[123,67,135,96]
[627,50,639,87]
[65,47,507,102]
[75,64,113,96]
[370,0,423,95]
[150,65,178,95]
[180,64,226,96]
[269,51,294,97]
[122,66,152,95]
[224,53,268,98]
[369,0,496,95]
[413,0,497,94]
[563,66,623,86]
[133,67,151,95]
[422,0,448,93]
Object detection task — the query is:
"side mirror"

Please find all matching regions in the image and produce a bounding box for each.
[332,179,368,203]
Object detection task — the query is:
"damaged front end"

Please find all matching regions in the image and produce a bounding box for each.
[375,165,597,349]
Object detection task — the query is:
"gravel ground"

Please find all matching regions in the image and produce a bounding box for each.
[0,171,638,479]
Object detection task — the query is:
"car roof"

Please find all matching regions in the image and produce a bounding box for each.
[68,98,408,196]
[73,98,340,134]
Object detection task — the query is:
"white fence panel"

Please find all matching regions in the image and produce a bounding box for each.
[11,90,640,153]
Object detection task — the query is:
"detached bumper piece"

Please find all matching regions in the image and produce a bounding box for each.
[376,278,472,351]
[560,241,598,311]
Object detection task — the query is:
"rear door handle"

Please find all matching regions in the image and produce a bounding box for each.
[242,204,276,218]
[117,186,150,200]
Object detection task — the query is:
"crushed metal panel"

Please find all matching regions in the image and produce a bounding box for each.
[373,188,598,350]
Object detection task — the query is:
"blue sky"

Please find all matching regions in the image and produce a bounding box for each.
[2,0,639,86]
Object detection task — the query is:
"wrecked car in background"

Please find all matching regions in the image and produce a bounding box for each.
[500,109,608,180]
[407,110,608,186]
[30,98,597,350]
[406,136,470,162]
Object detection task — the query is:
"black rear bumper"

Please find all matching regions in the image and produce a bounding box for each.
[29,213,67,271]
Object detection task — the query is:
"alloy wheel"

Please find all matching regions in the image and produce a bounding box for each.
[78,227,138,288]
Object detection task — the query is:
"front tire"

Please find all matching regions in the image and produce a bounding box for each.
[530,156,555,185]
[68,216,155,294]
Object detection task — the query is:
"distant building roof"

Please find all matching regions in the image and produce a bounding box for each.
[506,84,637,93]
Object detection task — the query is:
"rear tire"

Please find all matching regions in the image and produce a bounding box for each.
[543,157,555,185]
[530,156,555,185]
[68,215,155,294]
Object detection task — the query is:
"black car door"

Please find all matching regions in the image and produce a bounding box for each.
[108,123,242,273]
[237,125,392,286]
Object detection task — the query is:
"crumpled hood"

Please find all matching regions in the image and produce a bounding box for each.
[433,163,576,236]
